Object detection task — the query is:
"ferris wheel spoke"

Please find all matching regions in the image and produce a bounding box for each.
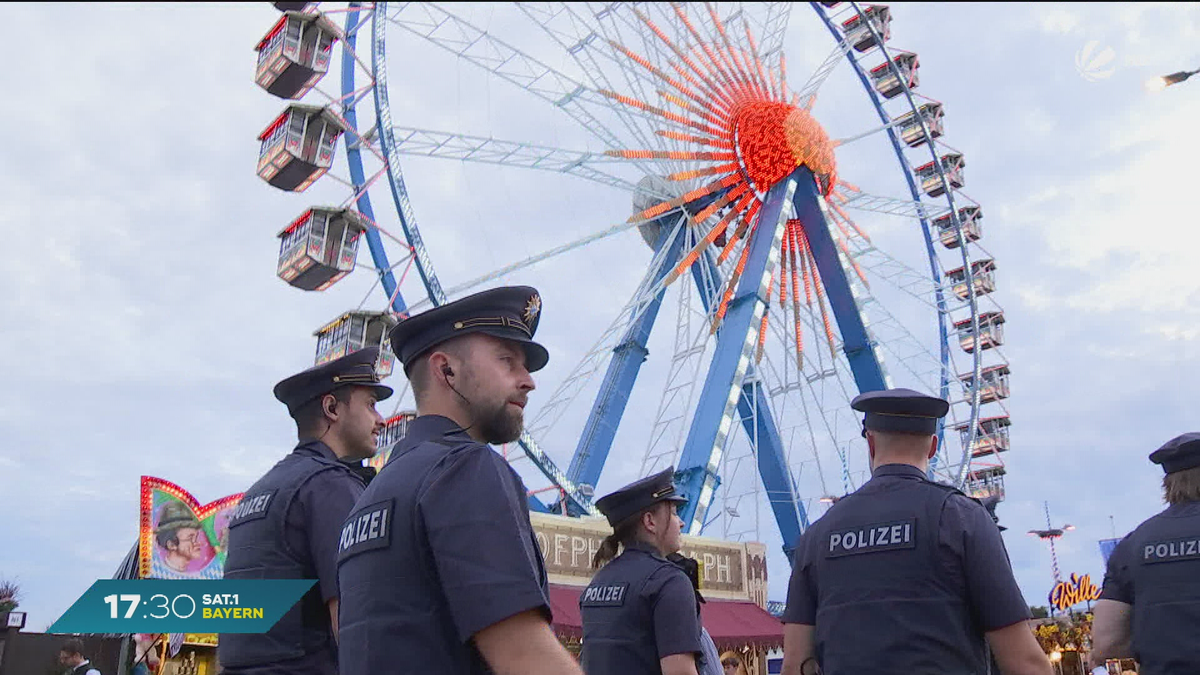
[836,190,951,221]
[753,3,793,62]
[385,127,641,191]
[515,3,663,154]
[386,3,631,151]
[525,214,690,440]
[795,42,849,109]
[405,214,682,316]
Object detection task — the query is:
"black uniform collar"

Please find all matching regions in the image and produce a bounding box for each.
[405,414,474,443]
[872,463,928,480]
[624,540,670,561]
[295,438,341,463]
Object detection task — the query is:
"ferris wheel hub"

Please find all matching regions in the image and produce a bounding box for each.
[732,101,838,201]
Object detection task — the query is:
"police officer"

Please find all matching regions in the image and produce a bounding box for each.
[336,286,583,675]
[1092,433,1200,673]
[780,388,1051,675]
[579,467,702,675]
[219,347,390,675]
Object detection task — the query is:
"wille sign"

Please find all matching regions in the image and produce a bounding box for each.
[530,512,767,604]
[1048,572,1101,611]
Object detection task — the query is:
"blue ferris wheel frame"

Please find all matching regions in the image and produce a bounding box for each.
[336,1,986,557]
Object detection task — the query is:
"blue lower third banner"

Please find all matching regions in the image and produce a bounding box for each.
[49,580,315,634]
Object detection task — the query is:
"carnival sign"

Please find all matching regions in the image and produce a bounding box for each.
[139,476,243,580]
[1049,572,1102,611]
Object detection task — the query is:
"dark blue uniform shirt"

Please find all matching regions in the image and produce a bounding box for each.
[579,541,703,674]
[1100,500,1200,674]
[336,415,551,675]
[220,440,365,675]
[783,463,1029,674]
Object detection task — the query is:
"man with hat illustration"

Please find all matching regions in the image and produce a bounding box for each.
[1093,433,1200,673]
[336,286,583,675]
[154,502,205,575]
[579,467,703,675]
[219,347,390,675]
[781,388,1050,675]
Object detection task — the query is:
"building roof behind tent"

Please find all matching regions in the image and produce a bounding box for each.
[112,542,140,581]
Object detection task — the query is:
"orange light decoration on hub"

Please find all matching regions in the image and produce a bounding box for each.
[603,5,868,369]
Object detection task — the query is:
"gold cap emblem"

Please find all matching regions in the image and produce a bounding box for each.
[524,294,542,324]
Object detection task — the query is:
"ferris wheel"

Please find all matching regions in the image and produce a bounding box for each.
[251,1,1011,560]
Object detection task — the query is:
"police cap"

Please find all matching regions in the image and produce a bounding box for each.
[850,387,949,438]
[594,467,687,528]
[389,286,549,373]
[1149,432,1200,475]
[273,346,394,416]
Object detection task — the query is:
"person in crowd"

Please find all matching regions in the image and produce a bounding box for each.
[59,638,102,675]
[1093,432,1200,674]
[781,388,1051,675]
[337,287,582,675]
[219,347,390,675]
[579,467,701,675]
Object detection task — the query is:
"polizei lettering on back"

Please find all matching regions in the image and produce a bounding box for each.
[229,490,276,526]
[826,519,917,558]
[1142,536,1200,564]
[580,583,629,608]
[337,499,394,562]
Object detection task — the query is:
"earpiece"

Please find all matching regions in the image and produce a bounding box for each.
[442,364,453,379]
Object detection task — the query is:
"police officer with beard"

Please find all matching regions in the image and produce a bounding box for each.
[1092,433,1200,673]
[781,388,1050,675]
[580,468,702,675]
[219,347,390,675]
[336,286,583,675]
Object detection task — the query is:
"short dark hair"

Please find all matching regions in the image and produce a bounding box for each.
[60,637,85,657]
[291,386,356,437]
[154,529,180,550]
[406,336,470,404]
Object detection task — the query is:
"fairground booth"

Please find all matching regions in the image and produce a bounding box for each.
[529,511,783,672]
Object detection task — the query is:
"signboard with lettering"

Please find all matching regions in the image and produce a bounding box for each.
[530,512,767,605]
[1048,572,1102,611]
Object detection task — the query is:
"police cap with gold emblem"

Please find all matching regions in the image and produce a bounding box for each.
[1149,432,1200,475]
[273,346,394,416]
[851,387,949,438]
[389,285,549,373]
[594,466,687,528]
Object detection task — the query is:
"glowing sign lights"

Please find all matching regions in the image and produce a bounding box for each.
[1048,573,1101,611]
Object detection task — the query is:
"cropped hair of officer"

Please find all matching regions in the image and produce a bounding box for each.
[219,347,390,675]
[781,388,1051,675]
[580,467,703,675]
[336,286,583,675]
[1093,432,1200,674]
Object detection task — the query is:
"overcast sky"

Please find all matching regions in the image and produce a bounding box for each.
[2,2,1200,629]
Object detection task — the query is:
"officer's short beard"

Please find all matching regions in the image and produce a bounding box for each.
[472,397,524,445]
